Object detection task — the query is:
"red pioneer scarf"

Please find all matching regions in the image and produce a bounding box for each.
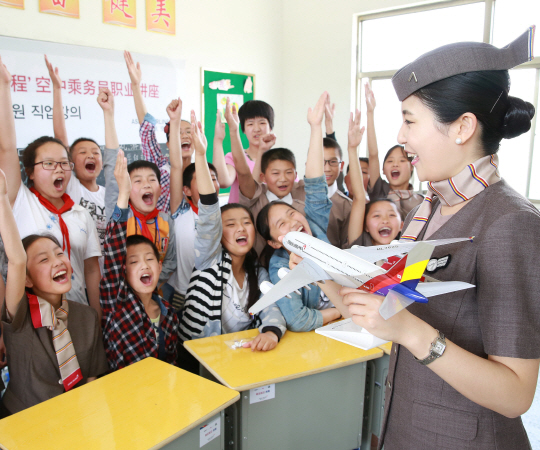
[129,203,160,241]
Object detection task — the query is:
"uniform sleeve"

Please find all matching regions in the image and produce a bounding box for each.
[367,176,389,199]
[257,266,287,339]
[477,210,540,359]
[158,214,177,284]
[238,180,264,206]
[304,175,332,234]
[194,194,223,270]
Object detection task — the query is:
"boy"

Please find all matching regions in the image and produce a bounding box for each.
[124,51,194,213]
[212,99,276,203]
[100,88,176,286]
[322,137,353,249]
[345,157,370,199]
[100,150,179,371]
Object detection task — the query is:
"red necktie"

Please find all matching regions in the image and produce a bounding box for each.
[129,203,160,242]
[188,199,198,215]
[29,187,74,258]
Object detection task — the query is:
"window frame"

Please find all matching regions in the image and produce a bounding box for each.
[355,0,540,200]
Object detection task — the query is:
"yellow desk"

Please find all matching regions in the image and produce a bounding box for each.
[185,329,383,450]
[379,341,393,355]
[0,358,239,450]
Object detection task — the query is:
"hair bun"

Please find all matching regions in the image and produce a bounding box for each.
[502,96,535,139]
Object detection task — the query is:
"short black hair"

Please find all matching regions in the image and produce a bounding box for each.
[238,100,274,133]
[127,160,161,184]
[126,234,160,260]
[182,162,218,188]
[70,137,100,153]
[347,157,369,174]
[383,145,412,165]
[261,148,296,174]
[323,137,342,160]
[365,198,401,220]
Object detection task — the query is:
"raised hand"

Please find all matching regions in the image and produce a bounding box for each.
[44,55,62,90]
[307,91,328,126]
[224,97,240,133]
[190,110,207,156]
[259,133,277,153]
[365,83,376,113]
[124,50,142,86]
[348,109,365,149]
[324,94,336,132]
[97,87,115,112]
[215,109,226,142]
[0,56,11,85]
[114,150,131,205]
[166,97,182,123]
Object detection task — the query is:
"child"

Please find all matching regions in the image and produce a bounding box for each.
[255,93,342,332]
[166,97,221,311]
[365,83,423,219]
[124,51,194,213]
[212,100,276,203]
[322,137,353,249]
[99,88,176,286]
[45,56,107,264]
[100,150,179,371]
[0,57,102,316]
[0,168,107,416]
[344,157,370,200]
[179,112,285,350]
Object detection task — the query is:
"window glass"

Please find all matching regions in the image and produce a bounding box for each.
[492,0,539,51]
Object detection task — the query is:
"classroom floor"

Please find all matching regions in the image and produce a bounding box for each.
[523,376,540,449]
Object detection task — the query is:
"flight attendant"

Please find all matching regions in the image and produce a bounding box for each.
[340,27,540,449]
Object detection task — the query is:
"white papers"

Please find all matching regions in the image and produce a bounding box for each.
[315,318,389,350]
[199,417,221,447]
[249,384,275,404]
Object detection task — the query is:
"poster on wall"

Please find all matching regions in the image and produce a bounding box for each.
[0,36,185,185]
[146,0,175,35]
[39,0,79,18]
[0,0,24,9]
[103,0,136,28]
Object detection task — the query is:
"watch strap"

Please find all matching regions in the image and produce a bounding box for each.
[414,330,446,365]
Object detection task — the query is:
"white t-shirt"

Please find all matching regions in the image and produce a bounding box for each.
[13,184,102,305]
[169,199,198,296]
[222,272,252,334]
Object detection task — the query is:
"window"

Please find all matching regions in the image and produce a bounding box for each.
[356,0,540,199]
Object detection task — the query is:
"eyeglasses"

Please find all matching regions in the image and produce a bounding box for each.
[34,161,75,171]
[324,159,342,167]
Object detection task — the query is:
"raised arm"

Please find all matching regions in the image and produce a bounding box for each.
[0,56,21,206]
[124,51,147,125]
[251,132,276,182]
[211,109,236,189]
[0,169,26,318]
[324,93,336,136]
[225,97,257,199]
[192,111,214,196]
[45,55,68,148]
[304,92,327,179]
[365,83,380,189]
[167,98,183,213]
[346,110,367,244]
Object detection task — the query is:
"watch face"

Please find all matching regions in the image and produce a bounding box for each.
[433,340,445,354]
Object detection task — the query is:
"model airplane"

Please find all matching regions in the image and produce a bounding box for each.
[249,232,475,319]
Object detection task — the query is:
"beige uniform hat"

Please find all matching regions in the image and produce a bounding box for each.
[392,26,535,101]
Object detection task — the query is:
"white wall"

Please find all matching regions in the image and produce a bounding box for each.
[0,0,284,138]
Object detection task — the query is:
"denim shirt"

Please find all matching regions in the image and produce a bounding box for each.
[269,175,332,332]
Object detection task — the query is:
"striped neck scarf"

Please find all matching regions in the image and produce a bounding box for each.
[28,293,83,391]
[400,154,500,242]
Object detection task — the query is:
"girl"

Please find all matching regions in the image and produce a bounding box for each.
[365,83,424,219]
[179,112,286,351]
[0,57,102,316]
[341,28,540,449]
[0,168,107,417]
[255,96,353,332]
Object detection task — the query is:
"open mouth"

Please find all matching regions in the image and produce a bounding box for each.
[52,270,68,284]
[295,225,307,234]
[85,161,96,172]
[378,226,392,238]
[390,170,400,180]
[140,273,153,286]
[407,152,419,166]
[277,185,289,191]
[181,142,191,152]
[236,236,248,246]
[53,177,64,191]
[142,192,154,205]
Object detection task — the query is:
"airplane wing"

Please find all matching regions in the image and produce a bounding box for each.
[344,237,473,264]
[415,280,475,297]
[248,258,331,315]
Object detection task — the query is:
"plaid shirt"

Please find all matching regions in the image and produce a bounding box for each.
[140,113,170,213]
[99,205,179,371]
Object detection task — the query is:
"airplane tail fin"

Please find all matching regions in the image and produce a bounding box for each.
[385,242,436,290]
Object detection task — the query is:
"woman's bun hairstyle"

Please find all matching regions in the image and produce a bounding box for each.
[501,96,535,139]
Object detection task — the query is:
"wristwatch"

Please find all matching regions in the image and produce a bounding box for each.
[414,330,446,365]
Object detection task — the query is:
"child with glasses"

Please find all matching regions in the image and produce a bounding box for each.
[0,56,102,316]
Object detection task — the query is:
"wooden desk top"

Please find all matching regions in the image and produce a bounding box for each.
[0,358,239,450]
[184,328,383,391]
[379,342,393,355]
